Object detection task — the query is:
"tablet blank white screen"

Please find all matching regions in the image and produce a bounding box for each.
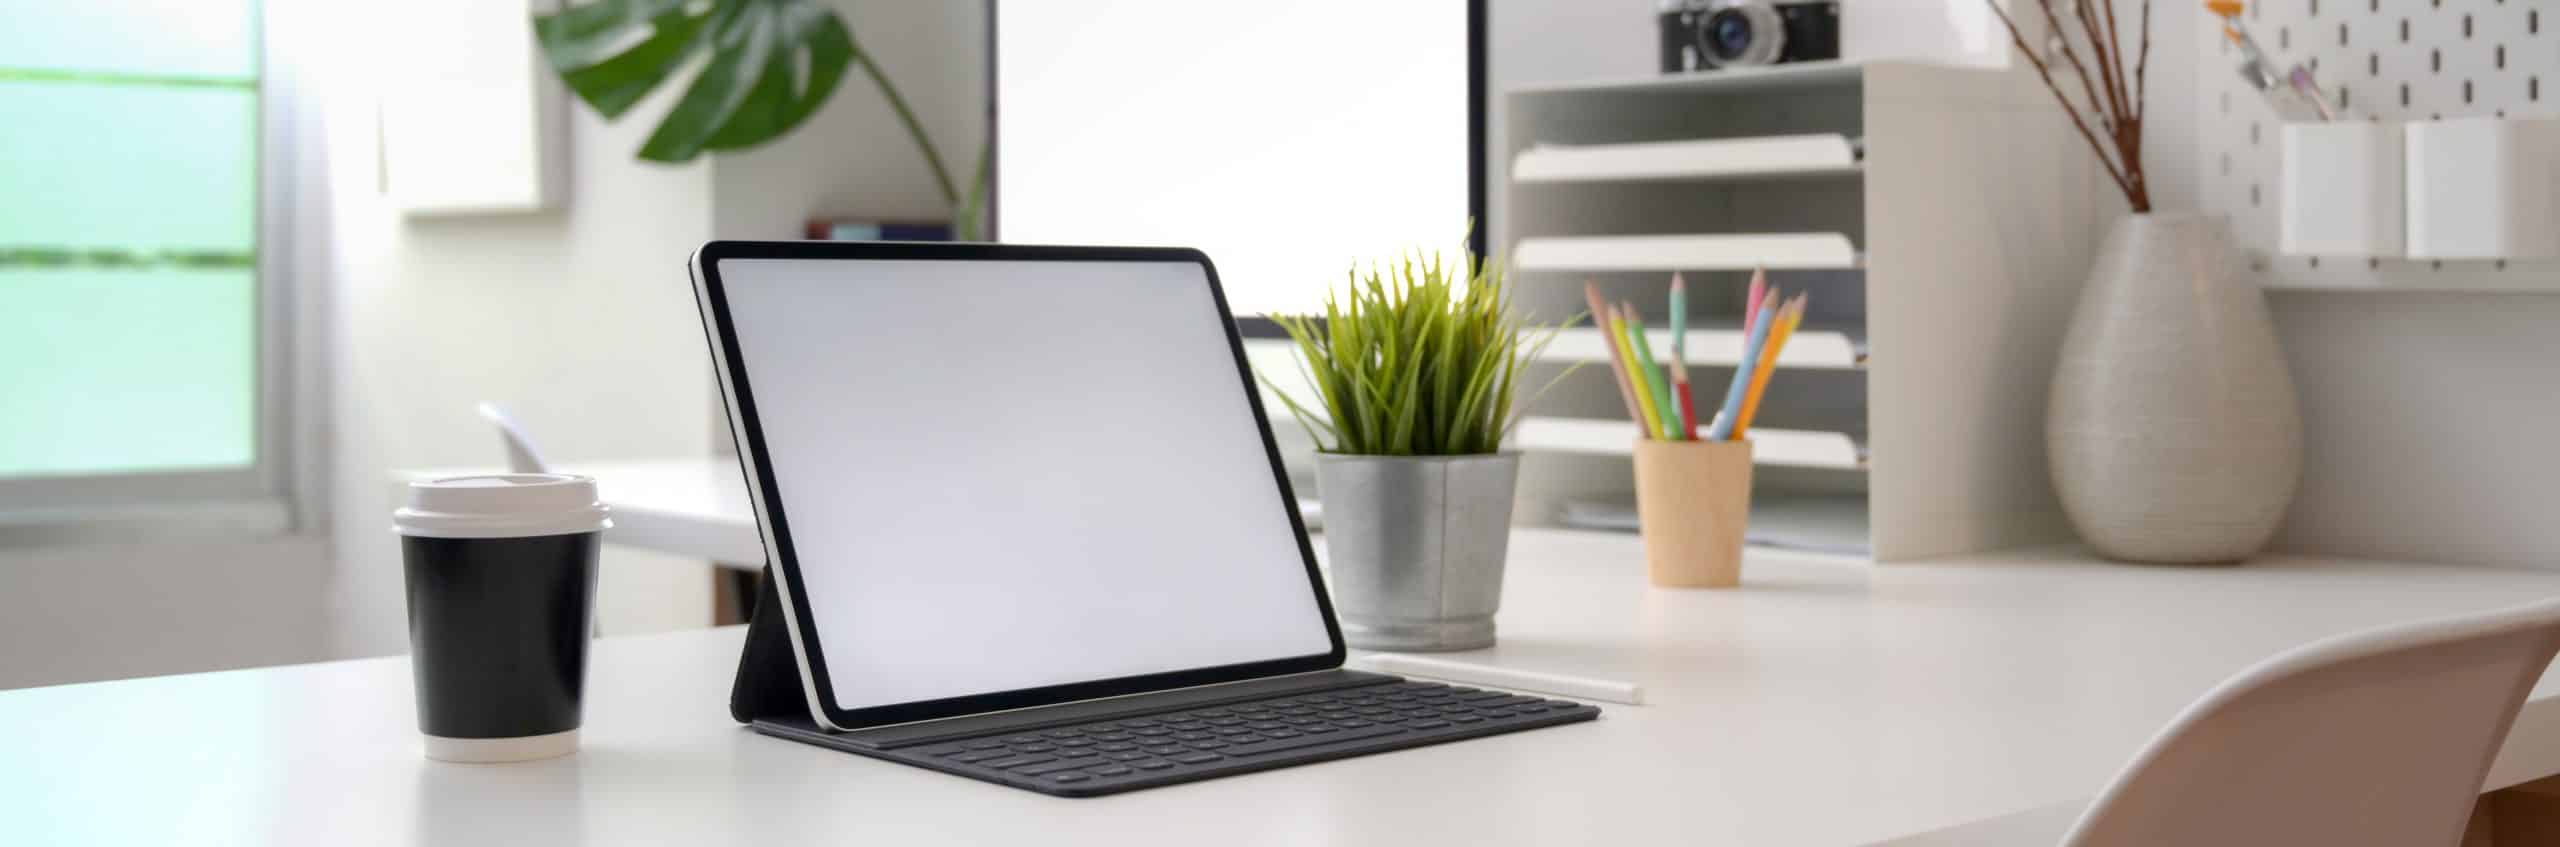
[718,257,1332,711]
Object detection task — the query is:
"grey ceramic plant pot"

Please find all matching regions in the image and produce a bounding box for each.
[1314,452,1520,652]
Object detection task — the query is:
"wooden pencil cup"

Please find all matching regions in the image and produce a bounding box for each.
[1632,438,1754,588]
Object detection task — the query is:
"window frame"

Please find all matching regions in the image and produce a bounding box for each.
[0,4,309,545]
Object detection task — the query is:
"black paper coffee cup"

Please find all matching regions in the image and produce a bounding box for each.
[394,474,610,763]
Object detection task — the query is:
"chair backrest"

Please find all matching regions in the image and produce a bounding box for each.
[2063,597,2560,847]
[476,402,550,474]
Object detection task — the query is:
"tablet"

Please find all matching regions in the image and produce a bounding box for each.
[689,241,1344,731]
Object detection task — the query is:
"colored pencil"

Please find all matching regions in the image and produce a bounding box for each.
[1624,305,1683,440]
[1733,294,1806,439]
[1612,305,1665,440]
[1668,273,1688,365]
[1584,281,1647,429]
[1744,267,1768,334]
[1707,289,1783,442]
[1669,355,1699,438]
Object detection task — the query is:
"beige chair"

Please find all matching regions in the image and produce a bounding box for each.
[2059,597,2560,846]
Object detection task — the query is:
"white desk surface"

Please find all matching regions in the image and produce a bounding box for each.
[12,529,2560,846]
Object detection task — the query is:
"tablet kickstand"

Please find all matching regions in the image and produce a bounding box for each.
[729,569,815,725]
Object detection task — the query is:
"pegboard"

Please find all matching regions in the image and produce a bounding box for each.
[2196,0,2560,290]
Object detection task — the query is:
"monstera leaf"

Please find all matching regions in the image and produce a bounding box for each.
[534,0,853,163]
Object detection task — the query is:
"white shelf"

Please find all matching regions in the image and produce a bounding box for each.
[1509,61,1867,97]
[1513,234,1861,272]
[1513,135,1860,184]
[1538,326,1864,370]
[1512,417,1866,471]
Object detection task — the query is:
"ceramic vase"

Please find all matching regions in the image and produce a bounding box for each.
[2047,212,2303,564]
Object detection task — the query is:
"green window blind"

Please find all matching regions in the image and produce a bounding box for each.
[0,1,262,477]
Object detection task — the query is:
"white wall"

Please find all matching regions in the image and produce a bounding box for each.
[315,0,989,658]
[315,2,720,657]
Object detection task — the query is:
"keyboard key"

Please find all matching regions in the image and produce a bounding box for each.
[1172,731,1213,741]
[1131,759,1176,770]
[1453,691,1506,702]
[1120,719,1160,728]
[1223,723,1405,757]
[951,750,1011,763]
[1319,711,1355,720]
[1193,709,1231,718]
[1046,772,1090,783]
[1262,729,1302,739]
[1144,745,1187,755]
[961,740,1005,750]
[1172,752,1224,764]
[1336,719,1374,728]
[1015,756,1110,776]
[1004,735,1044,744]
[1445,714,1483,724]
[1088,765,1134,777]
[1095,743,1136,752]
[1356,707,1393,716]
[1056,738,1095,748]
[1045,730,1083,738]
[1091,733,1132,742]
[1189,741,1229,750]
[1132,728,1172,737]
[1482,696,1540,708]
[1205,717,1243,726]
[1215,727,1255,736]
[982,754,1054,769]
[1109,751,1151,761]
[1013,744,1056,754]
[1403,719,1450,729]
[1168,722,1208,730]
[1302,724,1338,734]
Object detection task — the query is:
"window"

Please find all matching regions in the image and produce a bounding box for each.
[1,1,292,535]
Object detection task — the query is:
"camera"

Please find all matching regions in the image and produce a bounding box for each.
[1659,0,1840,73]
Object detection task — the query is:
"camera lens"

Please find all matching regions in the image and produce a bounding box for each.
[1702,10,1755,61]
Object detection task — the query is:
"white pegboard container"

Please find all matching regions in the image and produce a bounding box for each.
[2405,117,2560,260]
[2280,122,2402,257]
[2199,0,2560,288]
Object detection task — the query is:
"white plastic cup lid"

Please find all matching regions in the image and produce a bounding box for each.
[394,473,612,539]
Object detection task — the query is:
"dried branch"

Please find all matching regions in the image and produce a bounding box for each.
[2135,0,2153,121]
[2073,0,2130,128]
[2037,0,2118,136]
[1987,0,2137,201]
[2100,0,2130,114]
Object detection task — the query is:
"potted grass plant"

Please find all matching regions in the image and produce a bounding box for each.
[1262,247,1564,652]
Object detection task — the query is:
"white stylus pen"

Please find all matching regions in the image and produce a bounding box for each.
[1358,653,1647,705]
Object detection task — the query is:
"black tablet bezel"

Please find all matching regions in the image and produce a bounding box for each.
[690,240,1346,731]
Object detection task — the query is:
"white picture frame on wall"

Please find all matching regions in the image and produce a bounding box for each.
[379,0,568,216]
